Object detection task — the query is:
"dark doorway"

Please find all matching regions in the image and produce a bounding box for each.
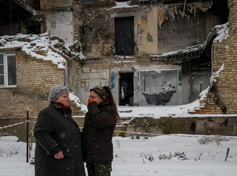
[119,72,134,106]
[191,71,211,102]
[27,22,41,34]
[115,16,134,55]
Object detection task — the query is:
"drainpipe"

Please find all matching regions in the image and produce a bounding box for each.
[182,0,187,17]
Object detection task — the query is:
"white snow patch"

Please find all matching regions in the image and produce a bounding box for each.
[0,34,67,69]
[214,22,230,42]
[108,1,139,10]
[210,63,225,87]
[69,92,87,113]
[1,135,237,176]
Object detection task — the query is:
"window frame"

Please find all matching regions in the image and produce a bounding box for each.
[0,53,17,88]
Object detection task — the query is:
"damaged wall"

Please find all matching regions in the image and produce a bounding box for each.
[191,0,237,114]
[136,6,158,55]
[0,51,65,118]
[67,59,111,104]
[78,9,114,58]
[46,11,74,45]
[65,1,227,107]
[158,2,220,54]
[118,116,237,137]
[40,0,73,10]
[67,58,182,105]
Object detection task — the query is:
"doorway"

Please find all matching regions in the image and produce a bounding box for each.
[119,72,134,106]
[191,72,211,102]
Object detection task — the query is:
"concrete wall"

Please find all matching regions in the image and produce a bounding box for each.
[120,116,237,136]
[158,2,220,54]
[136,6,158,55]
[46,11,74,45]
[0,51,65,118]
[67,2,224,107]
[67,58,183,106]
[1,115,236,142]
[40,0,73,10]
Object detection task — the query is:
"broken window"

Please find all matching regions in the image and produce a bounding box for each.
[0,54,16,87]
[115,16,134,55]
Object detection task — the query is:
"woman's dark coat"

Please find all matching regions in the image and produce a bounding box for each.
[82,101,117,163]
[34,104,86,176]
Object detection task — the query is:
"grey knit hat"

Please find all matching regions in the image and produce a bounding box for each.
[48,85,69,102]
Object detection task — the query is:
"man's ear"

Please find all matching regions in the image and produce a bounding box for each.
[103,96,105,100]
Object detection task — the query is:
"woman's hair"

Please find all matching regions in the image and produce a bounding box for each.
[91,86,120,122]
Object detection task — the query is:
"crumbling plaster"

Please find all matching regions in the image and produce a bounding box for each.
[65,1,224,107]
[40,0,73,10]
[67,58,182,105]
[158,2,220,54]
[46,11,74,45]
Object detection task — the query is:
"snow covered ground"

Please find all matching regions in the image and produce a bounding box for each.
[0,135,236,176]
[79,98,237,119]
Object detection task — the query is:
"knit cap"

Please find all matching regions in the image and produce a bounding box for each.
[48,85,69,102]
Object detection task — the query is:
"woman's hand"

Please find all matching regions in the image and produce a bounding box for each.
[88,98,96,104]
[54,151,64,159]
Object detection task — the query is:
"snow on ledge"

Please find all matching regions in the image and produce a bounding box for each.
[69,92,87,112]
[108,1,139,10]
[210,63,225,87]
[0,33,69,69]
[214,22,229,42]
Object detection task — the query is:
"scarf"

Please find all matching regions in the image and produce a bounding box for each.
[51,101,72,115]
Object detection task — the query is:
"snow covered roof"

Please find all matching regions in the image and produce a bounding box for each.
[151,22,229,61]
[0,32,84,69]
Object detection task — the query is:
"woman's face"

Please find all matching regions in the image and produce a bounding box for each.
[55,93,70,107]
[89,91,104,104]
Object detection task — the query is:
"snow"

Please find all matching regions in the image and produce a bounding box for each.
[0,33,72,69]
[1,135,237,176]
[108,2,139,10]
[214,22,229,42]
[73,86,236,119]
[116,99,237,119]
[69,92,82,107]
[151,22,229,59]
[210,64,225,88]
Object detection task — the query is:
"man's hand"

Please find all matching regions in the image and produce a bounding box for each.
[54,151,64,159]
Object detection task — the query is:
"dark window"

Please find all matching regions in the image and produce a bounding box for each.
[0,54,16,87]
[0,54,4,85]
[7,55,16,85]
[115,16,134,55]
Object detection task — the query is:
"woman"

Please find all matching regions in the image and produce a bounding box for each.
[82,86,120,176]
[34,85,86,176]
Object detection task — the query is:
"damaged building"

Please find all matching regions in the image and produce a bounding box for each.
[2,0,237,136]
[0,0,234,112]
[66,0,229,107]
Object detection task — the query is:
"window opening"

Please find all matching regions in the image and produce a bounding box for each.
[0,54,4,85]
[7,55,16,85]
[0,54,16,87]
[115,16,134,55]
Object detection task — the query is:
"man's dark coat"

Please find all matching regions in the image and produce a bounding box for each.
[34,104,85,176]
